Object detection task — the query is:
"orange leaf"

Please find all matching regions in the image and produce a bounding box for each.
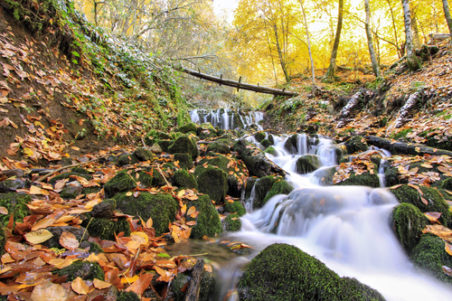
[93,278,111,289]
[446,243,452,256]
[145,217,153,229]
[71,277,90,295]
[424,212,442,224]
[187,206,197,218]
[125,273,154,296]
[59,231,80,250]
[30,281,68,301]
[153,266,173,282]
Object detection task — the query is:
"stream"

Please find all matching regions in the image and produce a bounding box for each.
[174,111,452,300]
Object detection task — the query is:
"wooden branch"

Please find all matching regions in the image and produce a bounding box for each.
[365,136,452,157]
[177,67,298,97]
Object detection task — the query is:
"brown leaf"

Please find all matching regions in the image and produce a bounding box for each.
[59,231,79,250]
[443,266,452,277]
[424,212,442,224]
[30,281,68,301]
[125,273,154,296]
[0,117,18,129]
[93,278,111,289]
[71,277,90,295]
[24,229,54,245]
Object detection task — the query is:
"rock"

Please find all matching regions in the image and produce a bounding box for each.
[225,201,246,216]
[392,203,427,253]
[178,122,198,134]
[168,135,199,159]
[118,292,140,301]
[238,244,384,301]
[0,169,25,178]
[263,179,293,204]
[132,147,153,161]
[345,136,369,154]
[173,169,197,189]
[224,214,241,232]
[60,181,83,199]
[114,192,178,235]
[150,143,163,153]
[411,234,452,283]
[91,199,116,218]
[264,146,277,156]
[261,139,272,148]
[115,153,138,166]
[43,226,88,249]
[233,140,272,177]
[85,217,130,240]
[336,172,380,188]
[53,261,104,281]
[0,193,30,227]
[170,273,190,301]
[0,227,5,255]
[174,153,193,169]
[227,175,241,198]
[158,140,173,152]
[189,195,222,238]
[313,167,336,185]
[296,155,320,174]
[383,164,405,187]
[206,140,231,154]
[440,178,452,190]
[196,167,228,203]
[104,171,136,198]
[253,176,277,209]
[245,178,257,199]
[283,134,299,153]
[0,179,26,192]
[391,185,451,226]
[49,171,92,184]
[254,132,266,142]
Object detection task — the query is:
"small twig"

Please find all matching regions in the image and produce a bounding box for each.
[156,165,171,187]
[80,217,94,242]
[35,158,100,183]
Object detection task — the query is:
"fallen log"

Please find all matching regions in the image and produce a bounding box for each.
[365,136,452,157]
[178,67,298,97]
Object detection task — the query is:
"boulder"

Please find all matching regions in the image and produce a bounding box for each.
[178,122,197,134]
[173,169,197,189]
[296,155,320,174]
[168,135,198,159]
[196,167,228,203]
[54,261,104,281]
[225,201,246,217]
[174,153,193,169]
[224,214,241,232]
[335,172,380,188]
[189,195,222,238]
[104,171,136,198]
[85,217,131,240]
[392,203,427,253]
[345,136,369,154]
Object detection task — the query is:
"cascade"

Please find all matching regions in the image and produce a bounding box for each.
[189,109,264,130]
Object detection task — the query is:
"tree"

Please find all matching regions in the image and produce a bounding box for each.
[401,0,422,70]
[325,0,344,81]
[298,0,316,88]
[364,0,380,77]
[442,0,452,41]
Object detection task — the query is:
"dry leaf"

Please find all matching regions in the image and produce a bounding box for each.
[424,212,442,224]
[71,277,90,295]
[0,206,8,215]
[59,231,80,250]
[446,243,452,256]
[125,273,154,296]
[93,278,112,289]
[145,216,153,228]
[24,229,54,245]
[31,281,68,301]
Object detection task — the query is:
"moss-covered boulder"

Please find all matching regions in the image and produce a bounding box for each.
[168,135,198,160]
[174,153,193,169]
[43,226,88,249]
[336,172,380,188]
[284,134,299,154]
[170,260,215,301]
[345,136,369,154]
[178,122,198,134]
[391,185,451,226]
[253,176,278,209]
[115,153,139,166]
[118,292,140,301]
[225,201,246,216]
[296,155,320,174]
[104,171,136,198]
[245,178,257,199]
[85,217,131,240]
[49,171,92,184]
[114,192,177,235]
[207,140,231,154]
[54,261,104,281]
[254,132,266,142]
[0,193,30,227]
[158,140,172,152]
[238,243,384,301]
[132,147,153,161]
[196,167,228,203]
[392,203,427,253]
[260,139,272,148]
[233,140,272,177]
[411,234,452,283]
[189,195,222,238]
[224,214,241,232]
[196,154,230,174]
[263,180,293,203]
[173,169,197,189]
[383,165,405,187]
[264,146,277,156]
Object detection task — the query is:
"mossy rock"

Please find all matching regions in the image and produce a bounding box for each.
[283,134,299,154]
[264,146,277,156]
[115,192,178,235]
[261,139,272,148]
[88,242,104,254]
[54,261,104,281]
[60,183,83,199]
[233,140,272,177]
[173,169,197,189]
[174,153,193,169]
[196,154,230,174]
[225,201,246,216]
[440,178,452,190]
[336,172,380,188]
[104,171,136,198]
[345,136,369,154]
[0,179,26,193]
[49,172,92,184]
[71,167,91,175]
[254,132,266,142]
[115,153,139,166]
[0,227,5,255]
[296,155,320,174]
[238,243,384,301]
[178,122,198,134]
[0,193,30,227]
[168,135,198,159]
[196,167,228,203]
[406,55,423,71]
[384,165,405,187]
[391,185,451,226]
[170,273,190,300]
[245,178,257,199]
[85,217,131,240]
[158,140,173,152]
[133,148,153,161]
[207,140,231,154]
[189,195,222,238]
[224,214,241,232]
[43,226,88,249]
[411,234,452,283]
[252,176,283,209]
[392,203,427,253]
[118,292,140,301]
[263,180,293,203]
[170,265,215,301]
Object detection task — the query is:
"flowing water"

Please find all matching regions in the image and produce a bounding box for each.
[189,109,264,130]
[223,133,452,301]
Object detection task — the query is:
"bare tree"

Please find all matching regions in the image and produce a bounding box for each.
[364,0,380,77]
[325,0,344,81]
[298,0,316,88]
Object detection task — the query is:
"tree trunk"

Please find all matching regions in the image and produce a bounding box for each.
[386,0,402,58]
[401,0,414,57]
[442,0,452,41]
[299,0,316,87]
[273,23,290,83]
[411,9,421,48]
[364,0,380,77]
[325,0,344,81]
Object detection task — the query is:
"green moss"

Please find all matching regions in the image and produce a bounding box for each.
[168,135,198,159]
[345,136,369,154]
[174,153,193,169]
[0,193,30,227]
[245,178,257,199]
[384,166,404,187]
[225,201,246,217]
[225,214,241,232]
[336,172,380,188]
[296,155,320,174]
[238,243,383,301]
[115,192,178,235]
[411,234,452,283]
[263,180,294,203]
[54,261,104,281]
[170,273,190,300]
[264,146,277,156]
[253,176,278,209]
[86,217,130,240]
[71,167,91,174]
[440,178,452,190]
[115,153,138,166]
[392,203,427,253]
[133,148,153,161]
[117,291,140,301]
[196,167,228,203]
[391,185,451,226]
[178,122,198,134]
[0,227,5,255]
[49,172,92,184]
[158,140,172,152]
[254,132,266,142]
[88,242,104,254]
[196,155,230,174]
[207,141,230,154]
[104,171,136,198]
[173,169,197,189]
[260,139,272,148]
[189,195,222,238]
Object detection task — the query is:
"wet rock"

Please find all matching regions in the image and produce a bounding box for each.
[54,261,104,281]
[264,146,277,156]
[283,134,299,153]
[254,132,266,142]
[196,167,228,203]
[104,171,136,198]
[224,214,241,232]
[392,203,427,253]
[189,195,222,238]
[233,140,272,177]
[263,179,293,204]
[296,155,320,174]
[0,179,26,192]
[115,153,138,166]
[345,136,369,154]
[227,175,241,198]
[335,172,380,188]
[253,176,277,209]
[260,139,272,148]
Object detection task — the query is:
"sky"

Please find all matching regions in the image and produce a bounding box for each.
[213,0,240,23]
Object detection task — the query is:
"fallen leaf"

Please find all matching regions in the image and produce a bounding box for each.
[71,277,90,295]
[424,212,442,224]
[446,243,452,256]
[59,231,79,250]
[24,229,54,245]
[0,206,8,215]
[93,278,111,289]
[125,273,154,296]
[187,206,197,218]
[30,281,68,301]
[145,217,153,228]
[443,265,452,277]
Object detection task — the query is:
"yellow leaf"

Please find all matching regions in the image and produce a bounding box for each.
[30,185,48,195]
[121,275,140,284]
[93,278,111,289]
[71,277,90,295]
[446,243,452,256]
[181,204,187,215]
[145,216,153,228]
[24,229,54,245]
[131,231,149,246]
[23,147,36,158]
[177,190,186,198]
[187,206,197,217]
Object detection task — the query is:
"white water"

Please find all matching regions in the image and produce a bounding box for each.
[229,133,452,301]
[189,109,264,130]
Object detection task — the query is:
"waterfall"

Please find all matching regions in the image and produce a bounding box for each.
[230,133,452,301]
[189,109,264,130]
